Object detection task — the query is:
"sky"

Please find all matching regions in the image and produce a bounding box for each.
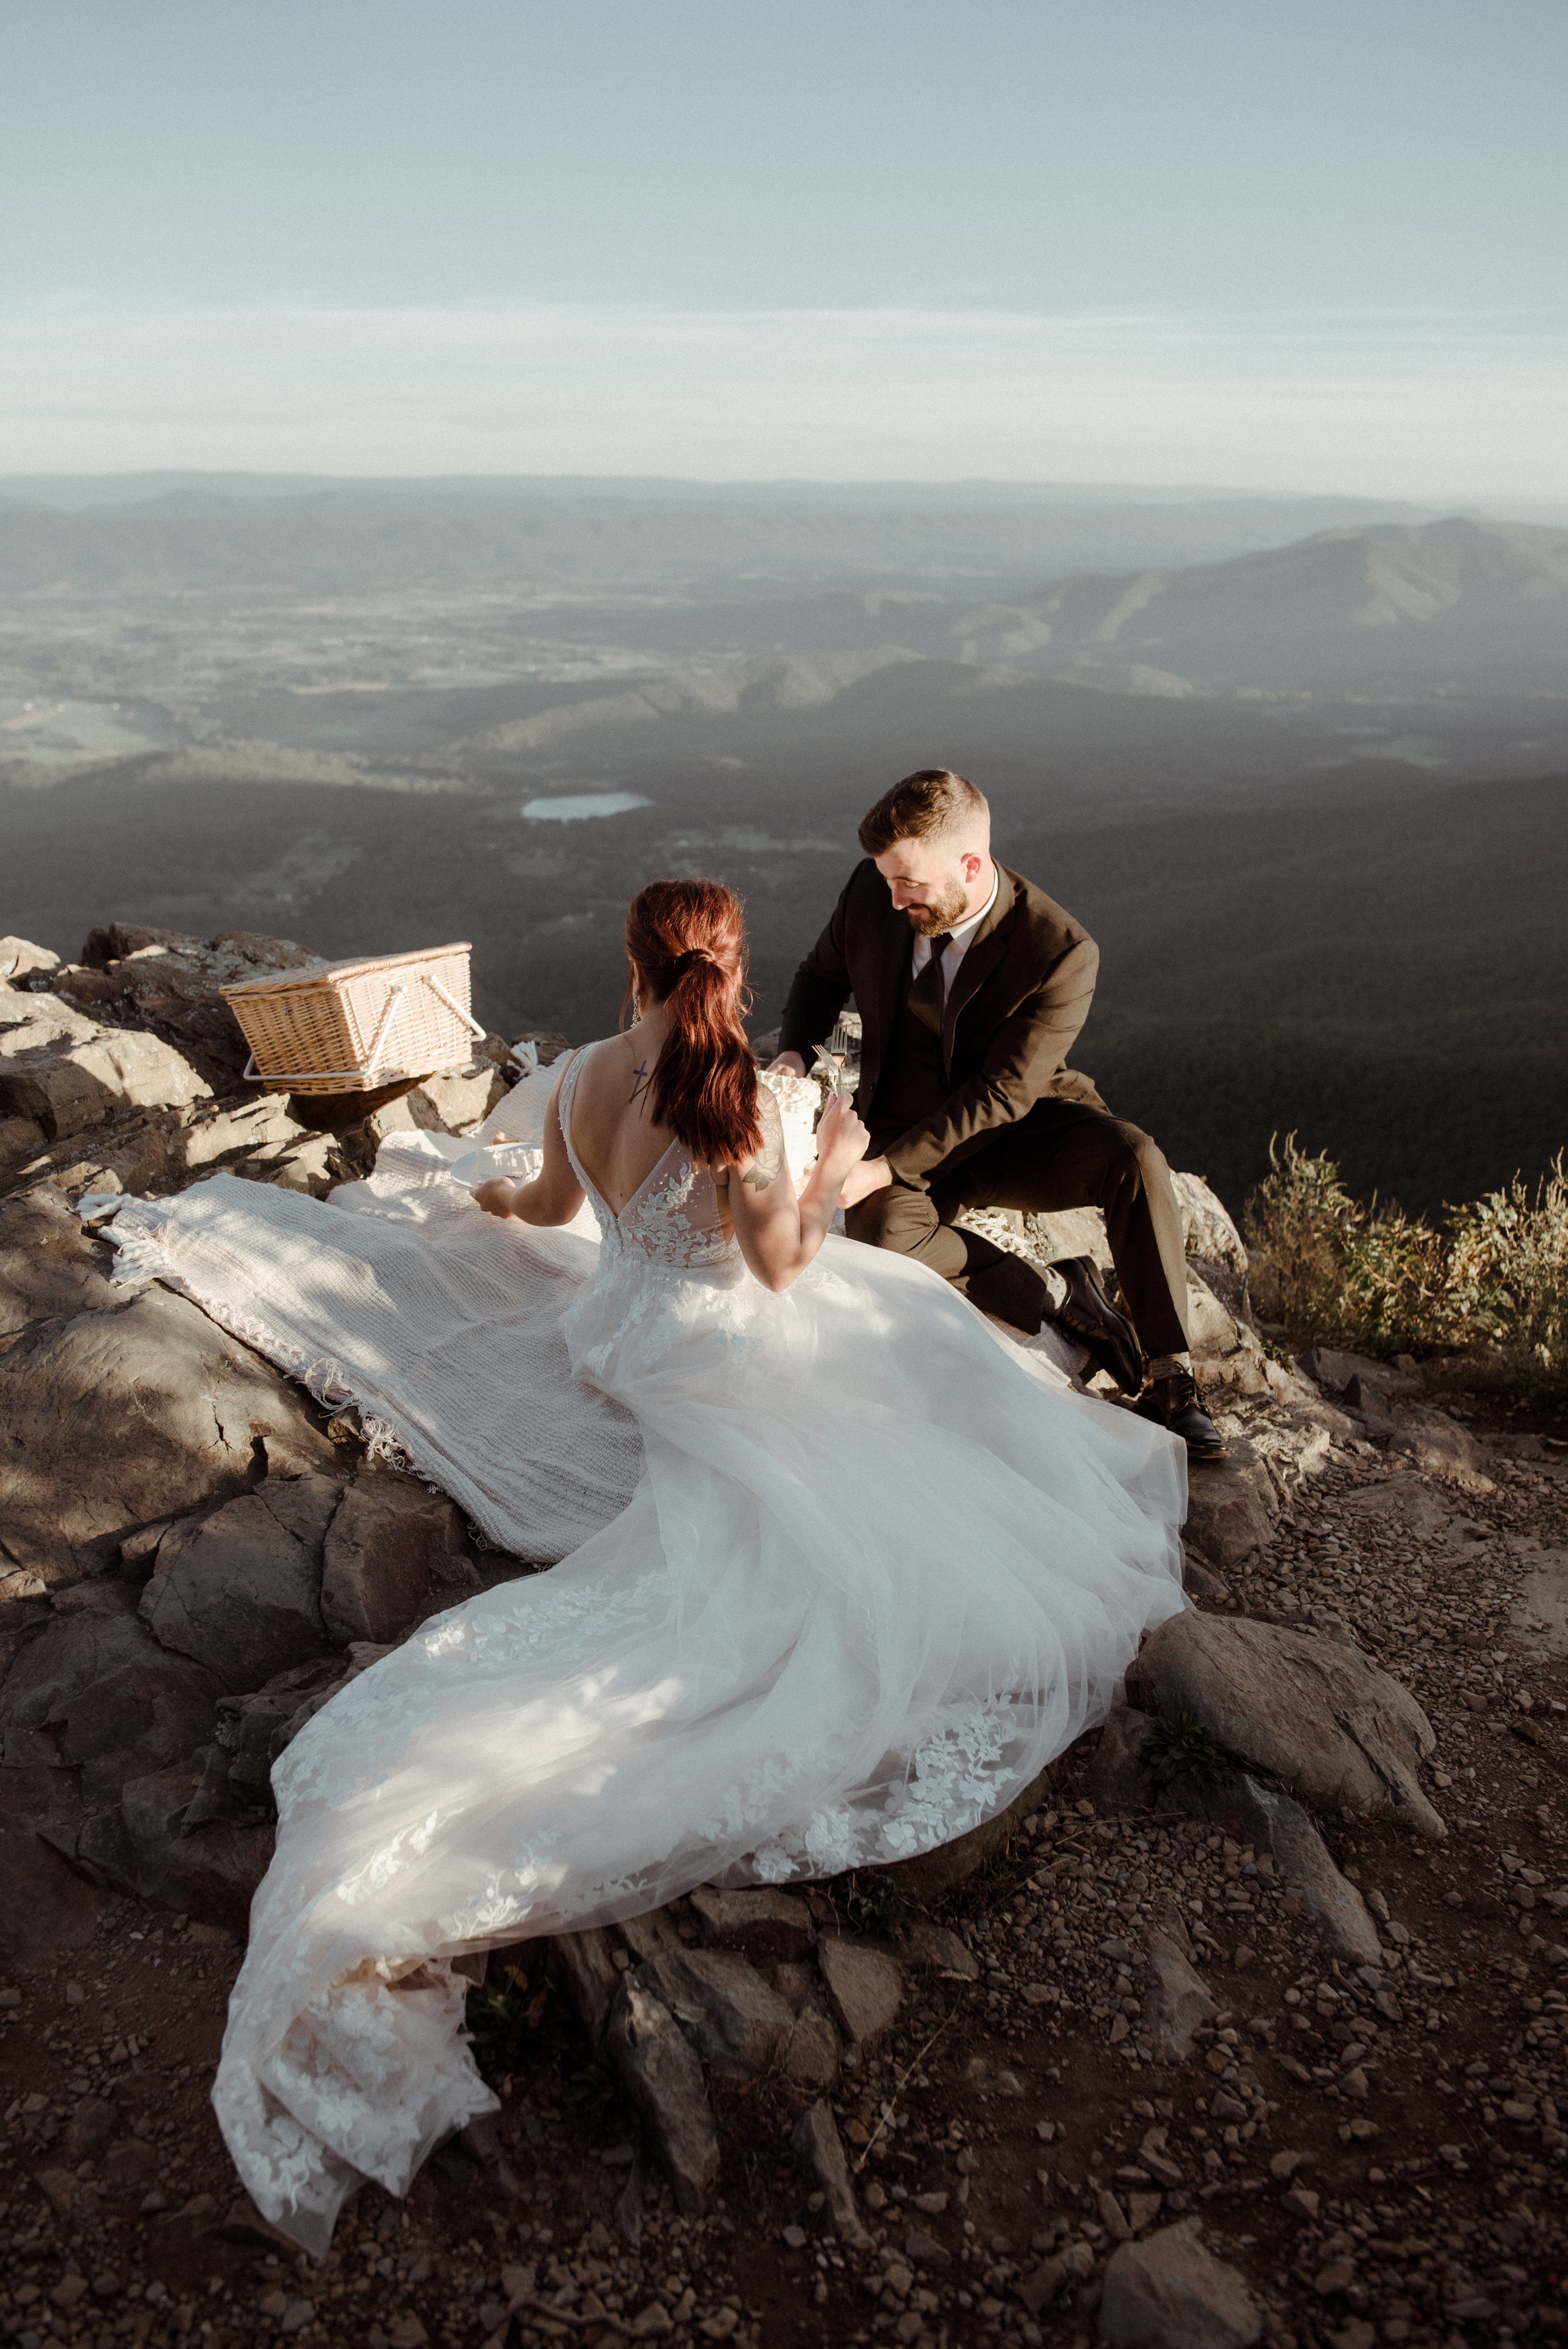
[2,0,1565,494]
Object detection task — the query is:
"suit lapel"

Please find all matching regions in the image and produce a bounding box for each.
[942,864,1017,1068]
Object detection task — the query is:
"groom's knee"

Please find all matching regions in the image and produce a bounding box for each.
[845,1181,938,1256]
[1097,1118,1174,1207]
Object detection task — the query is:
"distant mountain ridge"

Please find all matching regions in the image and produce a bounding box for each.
[951,517,1568,692]
[0,482,1445,597]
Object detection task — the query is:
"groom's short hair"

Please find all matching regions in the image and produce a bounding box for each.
[858,768,990,857]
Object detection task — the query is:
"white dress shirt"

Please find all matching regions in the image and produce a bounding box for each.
[909,866,1000,1000]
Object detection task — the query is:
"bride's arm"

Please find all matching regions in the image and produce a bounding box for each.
[471,1074,586,1227]
[721,1091,869,1292]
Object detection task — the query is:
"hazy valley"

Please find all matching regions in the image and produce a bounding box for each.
[3,477,1565,1218]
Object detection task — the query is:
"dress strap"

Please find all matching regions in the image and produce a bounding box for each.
[553,1047,602,1212]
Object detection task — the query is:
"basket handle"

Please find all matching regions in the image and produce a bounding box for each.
[418,972,488,1041]
[358,981,407,1074]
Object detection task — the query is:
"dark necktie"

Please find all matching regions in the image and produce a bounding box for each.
[908,932,953,1034]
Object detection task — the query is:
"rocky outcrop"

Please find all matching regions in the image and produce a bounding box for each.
[1,1268,333,1597]
[541,1887,903,2215]
[1238,1776,1384,1964]
[139,1473,342,1688]
[1130,1610,1446,1837]
[0,1581,223,1963]
[319,1478,482,1645]
[53,924,322,1091]
[0,1276,335,1592]
[0,983,211,1145]
[0,927,564,1973]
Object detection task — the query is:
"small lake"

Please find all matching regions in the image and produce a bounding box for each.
[519,792,652,822]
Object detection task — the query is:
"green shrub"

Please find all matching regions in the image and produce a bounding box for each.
[1246,1136,1568,1391]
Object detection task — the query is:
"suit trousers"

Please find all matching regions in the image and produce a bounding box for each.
[846,1098,1190,1355]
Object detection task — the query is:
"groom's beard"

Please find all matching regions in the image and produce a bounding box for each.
[906,882,970,937]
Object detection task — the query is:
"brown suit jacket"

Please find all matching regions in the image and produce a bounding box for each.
[777,859,1104,1185]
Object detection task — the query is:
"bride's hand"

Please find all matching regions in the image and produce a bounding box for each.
[471,1177,519,1219]
[815,1094,870,1179]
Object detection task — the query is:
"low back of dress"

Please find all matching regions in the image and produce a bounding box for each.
[556,1044,735,1271]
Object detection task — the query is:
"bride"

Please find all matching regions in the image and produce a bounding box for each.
[105,877,1187,2254]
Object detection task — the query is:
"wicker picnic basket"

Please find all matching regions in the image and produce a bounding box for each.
[221,942,486,1096]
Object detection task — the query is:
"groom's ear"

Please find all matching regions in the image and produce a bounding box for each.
[961,851,985,884]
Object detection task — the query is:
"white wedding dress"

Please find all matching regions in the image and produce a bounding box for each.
[100,1047,1186,2254]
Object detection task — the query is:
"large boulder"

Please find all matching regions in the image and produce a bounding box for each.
[1388,1404,1491,1488]
[139,1474,343,1688]
[0,1113,48,1174]
[2,1582,220,1803]
[1,935,60,985]
[1184,1273,1269,1400]
[1170,1173,1248,1275]
[410,1055,512,1136]
[0,1582,223,1961]
[548,1926,625,2045]
[54,925,320,1092]
[319,1477,482,1645]
[626,1939,798,2082]
[1300,1345,1392,1395]
[0,999,210,1139]
[178,1092,313,1173]
[1099,2219,1262,2348]
[0,1283,335,1587]
[109,1760,277,1931]
[208,1643,390,1815]
[1182,1442,1277,1568]
[1130,1613,1445,1838]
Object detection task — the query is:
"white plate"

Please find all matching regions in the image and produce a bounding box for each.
[448,1142,542,1189]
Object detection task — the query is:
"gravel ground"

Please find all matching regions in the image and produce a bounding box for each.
[3,1402,1566,2349]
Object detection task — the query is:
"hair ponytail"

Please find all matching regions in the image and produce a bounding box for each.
[625,879,763,1168]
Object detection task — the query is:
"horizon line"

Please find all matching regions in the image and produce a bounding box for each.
[3,469,1565,512]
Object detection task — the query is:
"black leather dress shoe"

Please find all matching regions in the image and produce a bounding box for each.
[1050,1256,1143,1394]
[1136,1369,1228,1460]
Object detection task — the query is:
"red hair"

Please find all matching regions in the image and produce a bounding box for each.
[624,879,763,1168]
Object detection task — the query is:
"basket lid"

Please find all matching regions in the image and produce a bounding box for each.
[221,942,472,1000]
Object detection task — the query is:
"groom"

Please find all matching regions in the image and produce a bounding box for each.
[771,767,1224,1458]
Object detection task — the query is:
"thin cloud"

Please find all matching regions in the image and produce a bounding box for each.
[3,299,1564,495]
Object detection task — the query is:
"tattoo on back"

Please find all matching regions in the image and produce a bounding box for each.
[629,1058,652,1106]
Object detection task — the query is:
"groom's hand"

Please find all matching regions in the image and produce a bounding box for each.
[768,1051,806,1078]
[837,1154,893,1209]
